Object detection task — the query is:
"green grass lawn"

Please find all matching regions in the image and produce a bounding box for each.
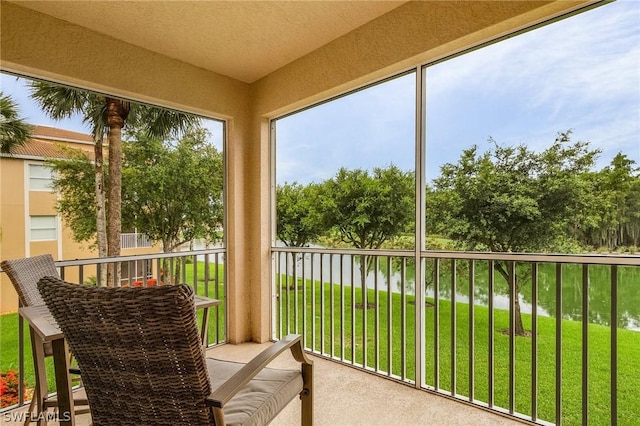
[0,260,226,400]
[275,276,640,426]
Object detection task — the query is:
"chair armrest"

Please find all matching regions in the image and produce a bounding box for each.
[206,334,312,408]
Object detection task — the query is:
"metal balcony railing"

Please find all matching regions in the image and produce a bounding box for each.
[0,249,227,411]
[272,247,640,426]
[120,232,154,249]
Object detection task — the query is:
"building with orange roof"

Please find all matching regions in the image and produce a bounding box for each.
[0,125,161,313]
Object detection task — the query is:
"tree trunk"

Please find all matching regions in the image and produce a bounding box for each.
[105,98,129,286]
[93,136,108,286]
[495,261,528,337]
[514,294,526,336]
[174,261,181,285]
[360,254,367,296]
[161,258,169,285]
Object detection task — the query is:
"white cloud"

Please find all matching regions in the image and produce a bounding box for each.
[425,0,639,175]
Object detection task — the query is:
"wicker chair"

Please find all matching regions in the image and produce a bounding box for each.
[37,276,313,426]
[0,255,88,425]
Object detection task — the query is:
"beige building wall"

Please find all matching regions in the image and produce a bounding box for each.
[0,158,27,313]
[59,223,97,286]
[3,141,86,308]
[0,1,594,340]
[0,132,163,313]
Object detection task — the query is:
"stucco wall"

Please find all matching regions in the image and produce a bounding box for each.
[0,152,164,314]
[0,158,26,313]
[0,154,154,313]
[251,1,592,117]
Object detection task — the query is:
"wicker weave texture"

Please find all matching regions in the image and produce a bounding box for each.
[37,277,214,425]
[1,254,59,307]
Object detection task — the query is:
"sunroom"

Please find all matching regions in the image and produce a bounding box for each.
[1,1,638,425]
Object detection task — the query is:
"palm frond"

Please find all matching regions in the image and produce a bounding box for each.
[83,101,109,141]
[130,105,201,140]
[29,80,108,140]
[29,81,88,120]
[0,92,33,153]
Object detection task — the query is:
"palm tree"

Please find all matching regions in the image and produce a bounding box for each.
[0,92,32,153]
[29,81,199,286]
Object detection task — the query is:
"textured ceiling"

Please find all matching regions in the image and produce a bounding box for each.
[11,1,407,83]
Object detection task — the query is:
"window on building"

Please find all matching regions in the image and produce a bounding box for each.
[30,215,57,241]
[29,164,54,191]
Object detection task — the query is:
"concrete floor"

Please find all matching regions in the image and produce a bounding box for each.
[4,342,525,426]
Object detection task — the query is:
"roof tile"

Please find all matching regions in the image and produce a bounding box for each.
[4,126,97,160]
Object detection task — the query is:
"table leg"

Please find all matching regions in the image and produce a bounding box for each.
[51,338,75,426]
[200,307,210,349]
[29,328,47,425]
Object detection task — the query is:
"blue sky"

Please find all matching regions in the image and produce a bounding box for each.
[1,1,638,185]
[276,0,640,184]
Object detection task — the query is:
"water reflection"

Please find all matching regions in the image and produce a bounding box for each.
[276,251,640,331]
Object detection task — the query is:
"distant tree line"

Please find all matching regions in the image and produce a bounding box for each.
[278,131,639,254]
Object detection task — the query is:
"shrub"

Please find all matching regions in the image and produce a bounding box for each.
[0,370,26,408]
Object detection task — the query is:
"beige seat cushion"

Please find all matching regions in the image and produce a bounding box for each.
[207,358,303,426]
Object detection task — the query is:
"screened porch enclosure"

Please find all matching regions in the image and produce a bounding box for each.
[1,1,637,425]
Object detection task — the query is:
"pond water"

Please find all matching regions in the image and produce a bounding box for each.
[277,250,640,331]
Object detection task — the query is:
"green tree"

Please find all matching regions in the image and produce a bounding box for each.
[276,181,330,291]
[572,153,640,251]
[564,169,601,249]
[121,128,223,250]
[276,182,328,247]
[323,165,414,285]
[430,132,599,336]
[29,82,198,285]
[46,148,97,244]
[0,92,32,153]
[626,177,640,247]
[592,154,639,249]
[122,128,223,284]
[47,128,223,284]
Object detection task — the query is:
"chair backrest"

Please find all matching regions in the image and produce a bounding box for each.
[1,254,60,307]
[37,277,214,425]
